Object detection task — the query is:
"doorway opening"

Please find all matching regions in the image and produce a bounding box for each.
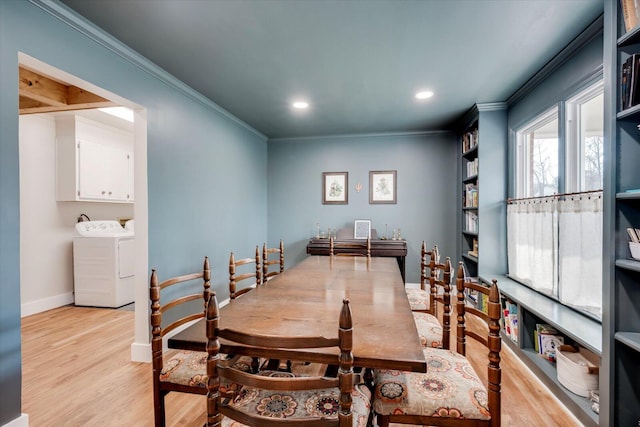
[18,53,150,362]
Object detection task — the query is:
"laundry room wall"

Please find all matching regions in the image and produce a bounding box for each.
[19,113,134,316]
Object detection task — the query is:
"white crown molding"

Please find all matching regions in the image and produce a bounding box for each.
[269,130,453,143]
[28,0,268,142]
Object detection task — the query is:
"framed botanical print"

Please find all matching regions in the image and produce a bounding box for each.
[322,172,348,204]
[369,170,397,204]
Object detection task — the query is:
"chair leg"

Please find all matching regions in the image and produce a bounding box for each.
[154,389,167,427]
[376,414,390,427]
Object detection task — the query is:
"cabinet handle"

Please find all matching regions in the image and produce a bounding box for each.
[101,191,106,195]
[108,191,112,195]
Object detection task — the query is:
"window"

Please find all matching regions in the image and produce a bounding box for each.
[516,108,559,198]
[565,83,604,193]
[510,81,603,320]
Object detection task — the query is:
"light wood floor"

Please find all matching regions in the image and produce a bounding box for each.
[21,305,584,426]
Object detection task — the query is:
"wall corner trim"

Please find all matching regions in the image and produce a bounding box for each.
[28,0,268,142]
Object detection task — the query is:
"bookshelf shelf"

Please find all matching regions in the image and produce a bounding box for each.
[616,191,640,199]
[604,1,640,424]
[615,102,640,119]
[617,22,640,46]
[462,230,478,236]
[615,258,640,272]
[615,332,640,352]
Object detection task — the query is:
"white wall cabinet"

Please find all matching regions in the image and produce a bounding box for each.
[56,115,134,203]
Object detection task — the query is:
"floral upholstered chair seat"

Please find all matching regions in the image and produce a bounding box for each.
[373,347,490,422]
[220,371,372,427]
[405,288,430,312]
[412,312,443,348]
[160,351,255,388]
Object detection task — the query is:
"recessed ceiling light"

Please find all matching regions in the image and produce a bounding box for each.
[415,91,434,100]
[292,101,309,109]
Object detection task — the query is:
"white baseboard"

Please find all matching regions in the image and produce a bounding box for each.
[2,414,29,427]
[130,342,151,363]
[21,292,74,317]
[404,282,420,289]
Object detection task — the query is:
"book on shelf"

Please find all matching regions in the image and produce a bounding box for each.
[464,183,478,208]
[462,128,478,153]
[621,53,640,110]
[465,158,478,178]
[502,300,518,342]
[621,0,640,32]
[534,323,564,362]
[464,211,478,233]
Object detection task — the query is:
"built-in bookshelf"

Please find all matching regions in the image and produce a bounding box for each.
[491,275,601,427]
[603,2,640,425]
[457,103,507,285]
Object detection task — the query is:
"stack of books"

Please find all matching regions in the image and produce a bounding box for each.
[464,183,478,208]
[462,128,478,153]
[534,323,564,362]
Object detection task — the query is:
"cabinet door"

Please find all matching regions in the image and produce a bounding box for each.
[77,139,109,200]
[77,140,133,202]
[105,148,133,202]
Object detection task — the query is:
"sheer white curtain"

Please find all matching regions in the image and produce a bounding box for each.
[507,199,558,296]
[558,195,602,318]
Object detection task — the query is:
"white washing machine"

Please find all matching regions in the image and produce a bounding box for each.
[73,220,135,308]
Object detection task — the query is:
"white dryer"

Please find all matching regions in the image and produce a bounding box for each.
[73,220,135,308]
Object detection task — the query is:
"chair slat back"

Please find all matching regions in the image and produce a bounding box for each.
[229,246,261,300]
[206,293,355,427]
[262,240,285,284]
[149,256,211,426]
[455,261,502,427]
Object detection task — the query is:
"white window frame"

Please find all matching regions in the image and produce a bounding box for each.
[515,106,559,198]
[564,81,604,193]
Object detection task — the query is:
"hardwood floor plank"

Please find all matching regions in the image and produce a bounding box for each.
[21,305,585,426]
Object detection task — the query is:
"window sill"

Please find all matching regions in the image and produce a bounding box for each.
[479,273,602,355]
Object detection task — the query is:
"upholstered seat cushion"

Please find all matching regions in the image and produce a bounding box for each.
[412,312,443,348]
[405,288,431,312]
[160,351,254,388]
[220,371,372,427]
[373,347,490,421]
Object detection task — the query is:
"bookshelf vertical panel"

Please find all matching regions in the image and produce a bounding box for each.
[457,103,507,286]
[606,0,640,424]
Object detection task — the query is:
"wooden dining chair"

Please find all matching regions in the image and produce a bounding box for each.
[329,235,371,257]
[405,241,434,312]
[205,294,372,427]
[229,246,261,300]
[150,256,212,427]
[373,262,502,427]
[411,247,452,349]
[262,239,285,285]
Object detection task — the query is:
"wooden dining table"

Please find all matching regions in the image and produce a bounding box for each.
[168,255,427,373]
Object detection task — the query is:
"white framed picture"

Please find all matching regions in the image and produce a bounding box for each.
[354,219,371,239]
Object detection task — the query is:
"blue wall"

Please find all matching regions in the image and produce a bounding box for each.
[267,132,458,283]
[0,1,267,423]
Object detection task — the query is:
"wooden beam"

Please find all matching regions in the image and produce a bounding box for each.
[18,66,118,114]
[19,67,68,106]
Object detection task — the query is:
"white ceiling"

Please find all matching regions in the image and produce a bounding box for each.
[60,0,603,139]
